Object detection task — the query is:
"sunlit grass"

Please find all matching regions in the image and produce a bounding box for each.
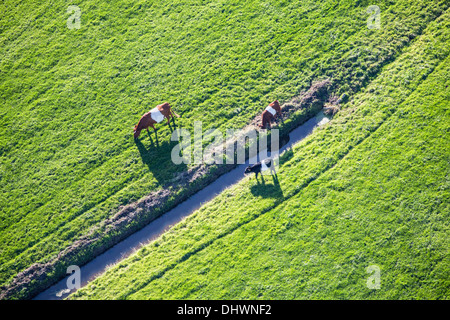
[1,0,448,298]
[71,10,450,299]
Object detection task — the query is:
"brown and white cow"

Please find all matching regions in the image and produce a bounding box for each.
[259,100,282,129]
[133,102,180,139]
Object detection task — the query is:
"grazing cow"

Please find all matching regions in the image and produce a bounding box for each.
[244,158,276,178]
[259,100,282,129]
[133,102,180,139]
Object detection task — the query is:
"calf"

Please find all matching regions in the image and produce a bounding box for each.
[259,100,282,129]
[134,102,180,139]
[244,158,276,178]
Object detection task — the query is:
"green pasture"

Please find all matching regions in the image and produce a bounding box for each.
[0,0,448,298]
[71,10,450,299]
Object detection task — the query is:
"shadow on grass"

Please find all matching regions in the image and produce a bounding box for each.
[134,123,187,186]
[250,174,284,199]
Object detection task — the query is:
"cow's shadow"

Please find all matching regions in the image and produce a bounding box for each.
[250,174,284,199]
[134,129,187,185]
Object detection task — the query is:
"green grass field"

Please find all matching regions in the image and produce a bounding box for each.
[71,9,450,299]
[1,0,449,299]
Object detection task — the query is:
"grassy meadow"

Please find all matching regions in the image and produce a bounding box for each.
[71,9,450,299]
[1,0,448,299]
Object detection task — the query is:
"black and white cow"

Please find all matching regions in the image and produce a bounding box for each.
[244,158,276,178]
